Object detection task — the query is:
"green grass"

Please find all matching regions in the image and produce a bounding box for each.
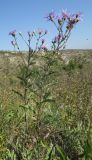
[0,50,92,160]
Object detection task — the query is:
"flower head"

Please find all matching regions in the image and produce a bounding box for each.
[45,11,55,21]
[66,12,81,30]
[40,45,47,50]
[56,14,63,25]
[75,11,82,18]
[53,33,64,43]
[9,30,16,37]
[62,9,70,19]
[37,28,44,35]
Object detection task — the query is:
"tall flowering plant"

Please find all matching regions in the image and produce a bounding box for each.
[9,30,19,51]
[8,27,48,158]
[8,9,82,159]
[9,28,48,53]
[8,9,81,144]
[45,10,81,53]
[9,10,81,54]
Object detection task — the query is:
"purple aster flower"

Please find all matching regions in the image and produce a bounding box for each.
[62,9,70,19]
[69,12,82,21]
[56,14,63,25]
[45,11,55,21]
[66,19,77,30]
[41,45,47,50]
[37,28,44,35]
[52,36,58,43]
[9,30,16,37]
[53,33,64,43]
[66,12,81,30]
[75,11,82,18]
[75,12,82,22]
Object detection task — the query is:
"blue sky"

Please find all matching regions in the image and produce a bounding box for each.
[0,0,92,50]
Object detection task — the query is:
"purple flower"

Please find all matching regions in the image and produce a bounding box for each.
[45,11,55,21]
[62,9,70,19]
[9,30,16,37]
[56,15,63,25]
[75,11,82,18]
[53,33,64,43]
[37,28,44,35]
[65,11,82,30]
[66,12,81,30]
[66,18,76,29]
[41,45,47,50]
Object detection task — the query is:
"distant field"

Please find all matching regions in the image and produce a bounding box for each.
[0,49,92,106]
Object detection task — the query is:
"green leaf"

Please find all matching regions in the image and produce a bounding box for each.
[56,144,69,160]
[12,89,24,100]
